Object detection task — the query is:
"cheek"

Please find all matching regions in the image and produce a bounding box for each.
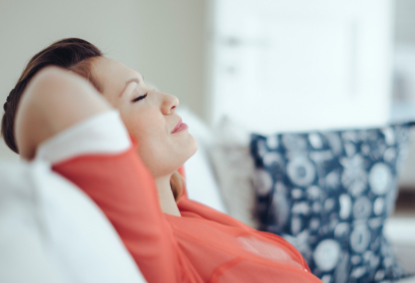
[136,129,170,176]
[122,112,167,167]
[120,108,150,140]
[128,119,158,146]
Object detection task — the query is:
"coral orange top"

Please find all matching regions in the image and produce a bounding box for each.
[39,111,321,283]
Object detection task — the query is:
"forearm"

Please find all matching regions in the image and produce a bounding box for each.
[14,66,111,160]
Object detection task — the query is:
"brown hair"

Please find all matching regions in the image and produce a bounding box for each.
[1,37,183,202]
[170,172,184,201]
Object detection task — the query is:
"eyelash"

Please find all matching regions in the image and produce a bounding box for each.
[131,93,148,103]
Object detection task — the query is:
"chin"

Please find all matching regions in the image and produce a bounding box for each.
[176,135,198,170]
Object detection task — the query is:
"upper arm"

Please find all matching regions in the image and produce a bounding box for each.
[14,67,111,160]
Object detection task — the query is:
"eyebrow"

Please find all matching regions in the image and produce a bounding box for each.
[119,78,140,97]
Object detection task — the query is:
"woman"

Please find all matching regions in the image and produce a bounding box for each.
[2,38,322,283]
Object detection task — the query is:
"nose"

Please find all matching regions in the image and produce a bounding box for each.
[161,93,179,115]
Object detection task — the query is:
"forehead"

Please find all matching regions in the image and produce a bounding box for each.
[91,57,140,98]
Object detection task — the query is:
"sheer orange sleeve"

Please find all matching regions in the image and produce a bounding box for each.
[52,143,203,283]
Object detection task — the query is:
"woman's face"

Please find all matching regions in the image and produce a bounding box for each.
[91,57,197,178]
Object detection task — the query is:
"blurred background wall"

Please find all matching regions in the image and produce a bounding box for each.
[1,0,415,170]
[0,0,207,161]
[210,0,395,134]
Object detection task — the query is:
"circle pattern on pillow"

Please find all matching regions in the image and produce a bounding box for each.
[250,123,413,283]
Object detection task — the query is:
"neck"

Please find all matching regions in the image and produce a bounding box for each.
[155,175,181,217]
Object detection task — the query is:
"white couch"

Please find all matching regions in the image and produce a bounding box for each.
[0,159,146,283]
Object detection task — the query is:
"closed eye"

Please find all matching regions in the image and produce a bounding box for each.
[131,93,148,103]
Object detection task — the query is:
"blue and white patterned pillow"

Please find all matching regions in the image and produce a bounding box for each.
[250,123,413,283]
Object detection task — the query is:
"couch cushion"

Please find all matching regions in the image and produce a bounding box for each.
[250,123,413,282]
[0,158,146,283]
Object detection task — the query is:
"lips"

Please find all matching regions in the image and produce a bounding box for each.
[171,118,188,133]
